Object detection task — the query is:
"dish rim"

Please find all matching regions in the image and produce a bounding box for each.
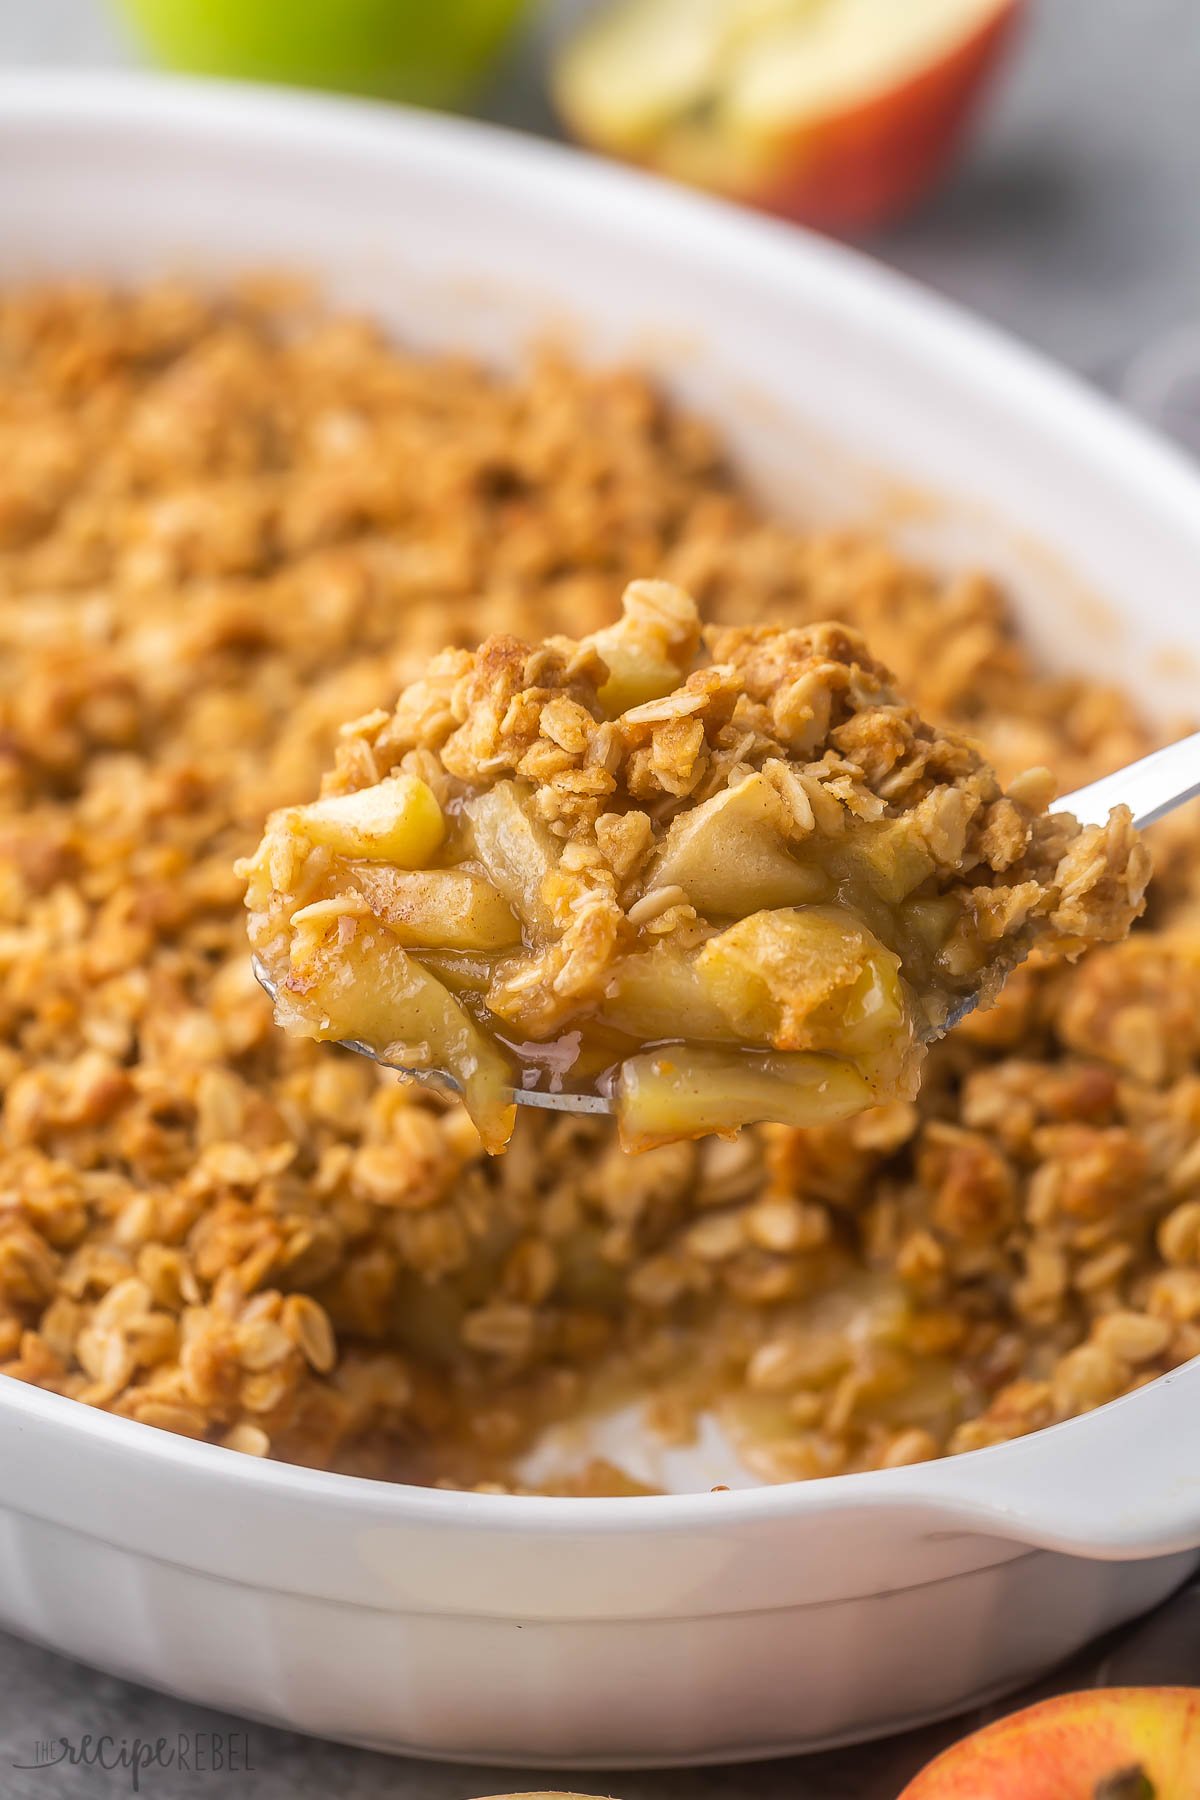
[2,1348,1196,1531]
[3,67,1200,1543]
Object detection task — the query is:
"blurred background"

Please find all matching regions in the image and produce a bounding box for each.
[3,0,1199,455]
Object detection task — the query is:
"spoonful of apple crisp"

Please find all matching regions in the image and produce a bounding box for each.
[241,580,1174,1154]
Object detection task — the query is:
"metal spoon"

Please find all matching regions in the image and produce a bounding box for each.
[254,730,1200,1115]
[941,727,1200,1033]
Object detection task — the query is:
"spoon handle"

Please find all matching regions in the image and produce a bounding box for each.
[1059,728,1200,832]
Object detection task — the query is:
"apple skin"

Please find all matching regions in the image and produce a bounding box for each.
[898,1687,1200,1800]
[751,0,1025,233]
[117,0,528,110]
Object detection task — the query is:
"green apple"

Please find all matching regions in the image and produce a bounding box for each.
[118,0,529,109]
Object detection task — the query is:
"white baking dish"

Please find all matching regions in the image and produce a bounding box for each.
[2,72,1200,1767]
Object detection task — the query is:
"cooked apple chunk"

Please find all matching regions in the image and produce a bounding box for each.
[616,1045,873,1153]
[645,773,830,914]
[584,576,701,714]
[463,780,562,937]
[698,907,910,1070]
[269,920,516,1155]
[351,867,522,953]
[241,581,1149,1153]
[292,772,445,865]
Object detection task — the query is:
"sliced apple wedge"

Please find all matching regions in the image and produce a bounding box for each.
[582,576,701,714]
[278,924,517,1153]
[642,772,829,916]
[352,866,523,952]
[292,773,444,865]
[616,1044,871,1151]
[464,780,561,939]
[698,905,909,1060]
[601,942,742,1043]
[554,0,1023,233]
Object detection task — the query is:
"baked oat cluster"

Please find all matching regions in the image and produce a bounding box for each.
[0,281,1195,1491]
[244,582,1147,1154]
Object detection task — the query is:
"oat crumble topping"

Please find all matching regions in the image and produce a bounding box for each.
[0,280,1193,1490]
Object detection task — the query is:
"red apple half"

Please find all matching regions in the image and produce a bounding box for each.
[554,0,1024,234]
[899,1687,1200,1800]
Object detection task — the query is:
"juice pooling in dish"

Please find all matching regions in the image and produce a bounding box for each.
[241,582,1148,1151]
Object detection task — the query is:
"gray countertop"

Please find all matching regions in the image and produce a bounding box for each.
[3,1,1200,1792]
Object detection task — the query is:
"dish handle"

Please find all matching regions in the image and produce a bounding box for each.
[912,1356,1200,1560]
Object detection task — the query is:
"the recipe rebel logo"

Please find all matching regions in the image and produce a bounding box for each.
[12,1731,256,1790]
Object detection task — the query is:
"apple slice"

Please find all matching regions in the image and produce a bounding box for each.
[555,0,1023,233]
[464,780,561,939]
[351,866,523,952]
[292,774,444,866]
[899,1687,1200,1800]
[642,772,829,916]
[615,1043,871,1151]
[279,925,517,1153]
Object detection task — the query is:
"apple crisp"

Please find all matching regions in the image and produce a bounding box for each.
[243,584,1146,1154]
[0,280,1196,1492]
